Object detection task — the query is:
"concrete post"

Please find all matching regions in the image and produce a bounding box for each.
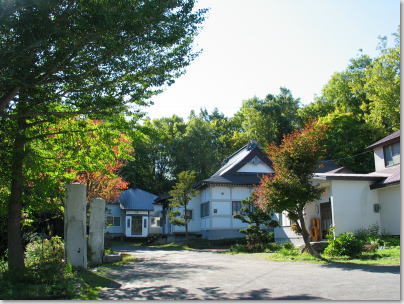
[64,183,87,268]
[88,197,106,265]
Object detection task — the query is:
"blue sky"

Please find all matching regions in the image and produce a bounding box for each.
[146,0,400,120]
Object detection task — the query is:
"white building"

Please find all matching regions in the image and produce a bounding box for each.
[275,130,401,245]
[157,141,275,240]
[106,131,400,243]
[105,188,162,238]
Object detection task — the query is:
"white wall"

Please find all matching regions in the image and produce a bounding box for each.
[237,162,274,173]
[374,147,385,171]
[331,180,381,236]
[170,191,202,233]
[105,204,124,234]
[378,185,400,235]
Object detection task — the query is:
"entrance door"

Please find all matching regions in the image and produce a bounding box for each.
[125,215,148,237]
[131,215,143,235]
[320,202,332,239]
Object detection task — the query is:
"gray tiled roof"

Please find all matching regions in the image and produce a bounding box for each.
[119,188,158,210]
[197,141,274,188]
[366,130,400,150]
[369,164,400,189]
[315,160,353,174]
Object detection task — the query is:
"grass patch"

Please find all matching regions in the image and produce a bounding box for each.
[226,245,400,265]
[148,242,194,251]
[110,240,143,248]
[74,268,121,300]
[74,253,136,300]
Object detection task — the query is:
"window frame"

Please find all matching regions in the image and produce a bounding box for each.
[232,201,242,215]
[185,209,193,220]
[200,202,210,217]
[106,216,121,227]
[384,142,400,167]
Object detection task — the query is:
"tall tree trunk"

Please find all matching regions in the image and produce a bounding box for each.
[297,209,326,261]
[7,115,27,273]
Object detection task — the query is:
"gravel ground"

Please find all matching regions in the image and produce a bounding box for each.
[99,247,400,300]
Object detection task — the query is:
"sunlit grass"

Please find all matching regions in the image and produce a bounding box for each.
[225,246,400,265]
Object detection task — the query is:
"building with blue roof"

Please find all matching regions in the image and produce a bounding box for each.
[105,188,162,237]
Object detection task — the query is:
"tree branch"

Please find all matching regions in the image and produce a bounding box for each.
[26,129,96,142]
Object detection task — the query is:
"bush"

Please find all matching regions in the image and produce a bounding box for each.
[381,236,400,247]
[282,242,294,250]
[265,242,282,252]
[324,232,363,258]
[229,244,247,253]
[241,226,274,252]
[279,247,299,257]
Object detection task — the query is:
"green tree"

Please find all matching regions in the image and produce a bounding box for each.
[318,110,384,172]
[234,193,278,252]
[168,170,198,240]
[256,123,327,259]
[362,32,400,132]
[237,88,301,146]
[0,0,206,272]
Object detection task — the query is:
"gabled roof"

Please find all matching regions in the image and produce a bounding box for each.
[119,188,158,210]
[197,141,273,188]
[315,160,353,174]
[366,130,400,150]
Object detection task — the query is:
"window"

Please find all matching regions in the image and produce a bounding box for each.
[143,218,147,228]
[106,216,121,227]
[185,210,193,220]
[232,201,242,215]
[232,201,254,215]
[384,142,400,167]
[201,202,210,217]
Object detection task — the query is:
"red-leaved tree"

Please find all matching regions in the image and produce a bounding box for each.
[256,122,327,259]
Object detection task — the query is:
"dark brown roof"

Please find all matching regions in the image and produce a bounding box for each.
[366,130,400,150]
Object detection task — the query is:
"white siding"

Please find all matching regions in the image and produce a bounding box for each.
[211,186,231,200]
[237,162,274,173]
[231,187,252,201]
[211,217,232,228]
[331,180,381,236]
[374,147,385,171]
[211,201,231,215]
[378,185,400,235]
[105,204,124,234]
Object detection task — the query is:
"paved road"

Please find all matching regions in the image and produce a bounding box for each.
[99,247,400,300]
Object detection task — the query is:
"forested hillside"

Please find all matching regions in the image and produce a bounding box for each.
[120,31,400,194]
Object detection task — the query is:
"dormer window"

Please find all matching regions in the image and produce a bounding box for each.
[384,142,400,167]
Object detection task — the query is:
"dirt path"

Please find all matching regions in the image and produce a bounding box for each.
[99,247,400,300]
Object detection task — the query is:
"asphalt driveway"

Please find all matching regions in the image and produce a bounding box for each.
[99,247,400,300]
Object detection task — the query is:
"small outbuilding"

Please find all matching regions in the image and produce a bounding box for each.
[105,188,162,237]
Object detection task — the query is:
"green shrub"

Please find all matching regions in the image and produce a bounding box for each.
[265,242,282,252]
[381,236,400,247]
[282,242,294,250]
[279,247,299,256]
[324,232,363,258]
[229,244,247,253]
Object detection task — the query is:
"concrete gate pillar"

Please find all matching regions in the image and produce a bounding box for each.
[88,197,106,265]
[64,183,87,268]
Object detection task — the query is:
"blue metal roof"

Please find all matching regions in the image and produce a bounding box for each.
[118,188,158,211]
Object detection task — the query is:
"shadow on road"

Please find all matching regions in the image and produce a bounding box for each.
[320,262,400,274]
[105,258,224,283]
[100,284,328,300]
